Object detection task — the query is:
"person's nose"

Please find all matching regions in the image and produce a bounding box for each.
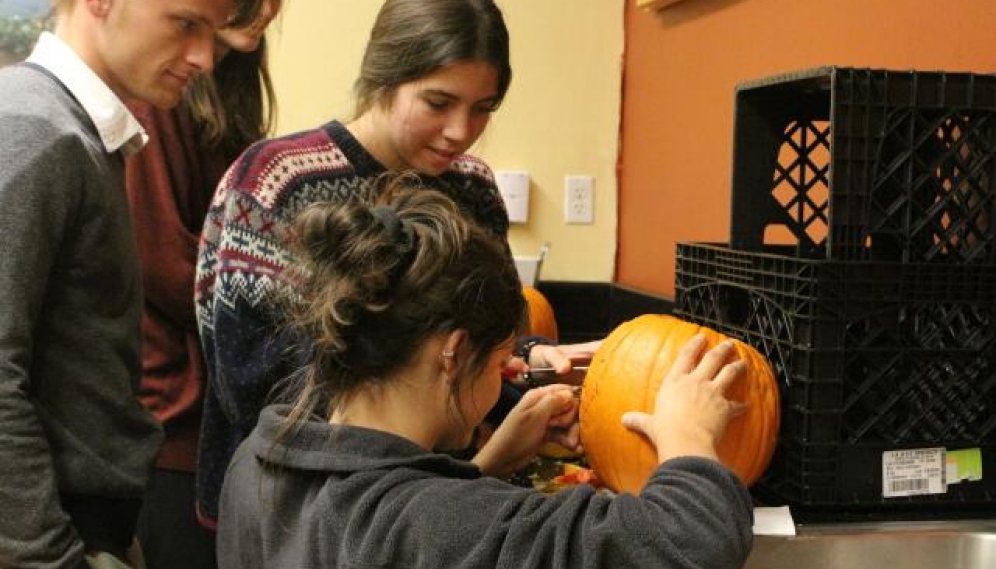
[187,31,218,74]
[443,110,473,144]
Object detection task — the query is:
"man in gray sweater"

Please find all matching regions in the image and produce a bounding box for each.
[0,1,232,567]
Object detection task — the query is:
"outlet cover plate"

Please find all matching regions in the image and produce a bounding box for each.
[565,175,594,224]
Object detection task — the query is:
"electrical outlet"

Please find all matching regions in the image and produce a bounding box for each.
[564,175,595,224]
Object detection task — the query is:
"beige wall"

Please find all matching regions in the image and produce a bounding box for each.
[267,0,624,283]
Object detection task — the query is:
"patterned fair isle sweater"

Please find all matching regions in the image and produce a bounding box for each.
[194,120,510,523]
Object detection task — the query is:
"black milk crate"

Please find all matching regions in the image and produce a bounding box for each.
[730,66,996,264]
[674,242,996,514]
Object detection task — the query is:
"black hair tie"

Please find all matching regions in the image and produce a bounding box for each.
[371,205,415,255]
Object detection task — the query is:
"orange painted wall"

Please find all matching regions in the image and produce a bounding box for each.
[618,0,996,297]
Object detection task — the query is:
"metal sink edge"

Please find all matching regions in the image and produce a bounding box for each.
[746,519,996,569]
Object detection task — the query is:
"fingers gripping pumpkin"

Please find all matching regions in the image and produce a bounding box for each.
[579,314,779,494]
[520,285,579,458]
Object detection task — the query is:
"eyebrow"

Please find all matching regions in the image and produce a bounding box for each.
[421,89,500,106]
[421,89,457,100]
[174,7,226,30]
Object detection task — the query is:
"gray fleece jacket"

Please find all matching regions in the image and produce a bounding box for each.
[218,404,753,569]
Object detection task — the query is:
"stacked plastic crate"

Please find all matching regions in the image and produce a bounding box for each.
[675,67,996,517]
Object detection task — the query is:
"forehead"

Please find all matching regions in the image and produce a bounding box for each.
[408,61,500,100]
[131,0,234,29]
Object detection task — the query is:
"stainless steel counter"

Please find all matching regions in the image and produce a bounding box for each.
[745,520,996,569]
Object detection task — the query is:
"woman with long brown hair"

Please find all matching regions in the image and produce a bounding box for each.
[124,1,282,566]
[194,0,599,528]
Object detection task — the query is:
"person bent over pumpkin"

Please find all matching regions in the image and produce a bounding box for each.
[216,175,754,569]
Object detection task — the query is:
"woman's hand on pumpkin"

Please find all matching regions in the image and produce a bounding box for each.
[556,340,602,363]
[529,340,602,385]
[543,387,583,452]
[621,334,748,464]
[472,384,579,477]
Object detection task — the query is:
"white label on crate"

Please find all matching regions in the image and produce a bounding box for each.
[882,447,947,498]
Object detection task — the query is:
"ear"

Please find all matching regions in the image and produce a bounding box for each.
[84,0,112,18]
[440,329,468,381]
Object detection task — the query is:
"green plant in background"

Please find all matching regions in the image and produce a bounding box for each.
[0,15,44,59]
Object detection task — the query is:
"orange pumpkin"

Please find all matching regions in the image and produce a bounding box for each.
[579,314,779,493]
[522,285,558,342]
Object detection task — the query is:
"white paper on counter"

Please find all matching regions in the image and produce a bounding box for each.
[753,506,797,536]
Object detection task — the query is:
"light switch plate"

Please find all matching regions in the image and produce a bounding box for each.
[495,170,530,223]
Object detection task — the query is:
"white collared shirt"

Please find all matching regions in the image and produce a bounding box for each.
[26,32,148,156]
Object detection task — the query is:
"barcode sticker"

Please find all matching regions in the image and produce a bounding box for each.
[882,447,946,498]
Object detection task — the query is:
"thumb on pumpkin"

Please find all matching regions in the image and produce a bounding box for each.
[621,411,653,440]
